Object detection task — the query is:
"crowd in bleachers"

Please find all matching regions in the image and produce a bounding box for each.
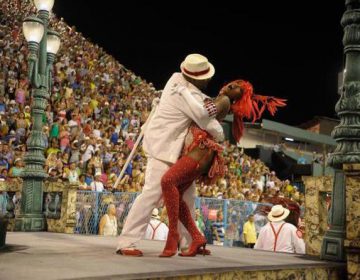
[0,0,302,206]
[0,0,160,193]
[196,142,303,204]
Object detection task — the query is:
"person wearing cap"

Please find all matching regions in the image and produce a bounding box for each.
[117,54,224,256]
[144,208,169,241]
[254,204,305,254]
[90,172,104,192]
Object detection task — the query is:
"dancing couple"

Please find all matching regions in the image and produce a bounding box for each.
[116,53,286,257]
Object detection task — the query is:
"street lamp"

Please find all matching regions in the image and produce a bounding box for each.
[15,0,60,231]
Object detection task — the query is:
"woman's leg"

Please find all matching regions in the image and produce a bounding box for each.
[160,156,199,257]
[178,184,204,244]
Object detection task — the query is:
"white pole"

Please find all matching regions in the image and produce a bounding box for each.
[112,98,159,190]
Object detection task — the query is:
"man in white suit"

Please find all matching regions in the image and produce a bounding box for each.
[117,54,224,256]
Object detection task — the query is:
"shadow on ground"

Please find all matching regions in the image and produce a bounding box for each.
[0,244,29,254]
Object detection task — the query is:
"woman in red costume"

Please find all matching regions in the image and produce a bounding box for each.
[159,80,286,257]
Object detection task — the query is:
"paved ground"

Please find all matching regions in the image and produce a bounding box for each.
[0,232,344,280]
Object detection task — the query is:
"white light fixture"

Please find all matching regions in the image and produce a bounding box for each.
[23,17,44,43]
[47,30,61,54]
[34,0,55,12]
[285,137,295,142]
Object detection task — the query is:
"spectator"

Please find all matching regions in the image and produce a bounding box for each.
[212,210,225,246]
[144,208,169,241]
[78,174,90,190]
[91,172,104,192]
[243,214,257,248]
[65,162,80,184]
[195,208,205,235]
[254,205,305,254]
[98,203,118,236]
[8,157,23,177]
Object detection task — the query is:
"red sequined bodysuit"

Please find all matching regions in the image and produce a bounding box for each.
[183,124,225,182]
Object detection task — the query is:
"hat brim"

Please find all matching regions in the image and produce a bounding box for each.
[180,61,215,80]
[267,208,290,222]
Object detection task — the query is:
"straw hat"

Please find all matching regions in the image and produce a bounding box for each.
[180,54,215,80]
[267,204,290,222]
[151,208,160,220]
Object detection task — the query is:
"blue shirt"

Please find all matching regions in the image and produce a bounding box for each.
[85,175,93,186]
[125,162,132,176]
[110,133,119,145]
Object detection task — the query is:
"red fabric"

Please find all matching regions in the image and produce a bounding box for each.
[183,125,225,183]
[220,80,287,142]
[183,67,210,76]
[160,156,205,256]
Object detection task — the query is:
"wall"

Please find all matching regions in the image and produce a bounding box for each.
[343,164,360,279]
[303,176,333,256]
[5,179,76,233]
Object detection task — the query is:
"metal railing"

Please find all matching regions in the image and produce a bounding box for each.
[74,191,138,235]
[74,191,272,248]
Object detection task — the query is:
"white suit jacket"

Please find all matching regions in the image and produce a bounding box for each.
[143,73,224,164]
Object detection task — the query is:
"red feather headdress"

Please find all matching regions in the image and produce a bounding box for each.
[220,80,287,142]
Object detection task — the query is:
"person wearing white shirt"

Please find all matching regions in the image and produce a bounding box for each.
[91,173,104,192]
[81,141,94,163]
[254,205,305,254]
[144,209,169,241]
[117,54,224,256]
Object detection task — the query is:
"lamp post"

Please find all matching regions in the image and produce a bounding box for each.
[321,0,360,262]
[15,0,60,231]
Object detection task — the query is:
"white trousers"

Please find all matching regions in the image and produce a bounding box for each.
[116,157,196,250]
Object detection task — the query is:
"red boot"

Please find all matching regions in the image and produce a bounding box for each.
[178,186,208,257]
[159,156,200,258]
[159,233,179,257]
[179,237,207,257]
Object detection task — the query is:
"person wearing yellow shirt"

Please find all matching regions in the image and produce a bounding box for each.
[284,179,294,196]
[243,214,257,248]
[90,97,99,111]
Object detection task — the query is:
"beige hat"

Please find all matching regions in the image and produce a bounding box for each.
[151,208,160,220]
[267,204,290,222]
[180,54,215,80]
